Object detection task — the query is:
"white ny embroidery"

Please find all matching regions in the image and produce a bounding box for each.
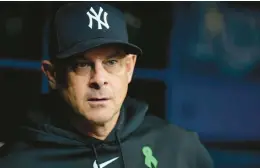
[87,7,109,30]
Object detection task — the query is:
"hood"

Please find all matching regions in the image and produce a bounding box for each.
[14,93,149,147]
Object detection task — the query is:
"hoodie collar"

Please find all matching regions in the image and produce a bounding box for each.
[18,93,149,146]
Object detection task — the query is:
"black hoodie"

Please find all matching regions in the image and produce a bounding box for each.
[0,93,213,168]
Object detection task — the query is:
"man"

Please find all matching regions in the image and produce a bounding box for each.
[0,2,213,168]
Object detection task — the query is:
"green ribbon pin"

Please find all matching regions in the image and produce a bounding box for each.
[142,146,158,168]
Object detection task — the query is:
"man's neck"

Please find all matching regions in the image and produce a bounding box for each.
[70,112,120,140]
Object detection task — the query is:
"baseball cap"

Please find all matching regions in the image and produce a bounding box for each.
[53,2,142,59]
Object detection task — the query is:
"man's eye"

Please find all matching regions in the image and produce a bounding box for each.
[106,60,118,66]
[75,62,90,68]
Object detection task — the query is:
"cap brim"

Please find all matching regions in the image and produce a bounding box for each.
[56,38,142,59]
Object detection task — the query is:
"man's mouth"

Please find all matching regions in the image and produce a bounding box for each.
[88,98,109,101]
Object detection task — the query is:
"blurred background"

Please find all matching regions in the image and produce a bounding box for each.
[0,1,260,167]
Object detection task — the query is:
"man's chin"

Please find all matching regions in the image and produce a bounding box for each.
[82,110,120,126]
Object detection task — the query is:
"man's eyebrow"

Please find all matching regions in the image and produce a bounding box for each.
[71,53,86,61]
[107,50,125,59]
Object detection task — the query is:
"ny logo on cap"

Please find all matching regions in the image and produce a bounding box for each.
[86,7,109,30]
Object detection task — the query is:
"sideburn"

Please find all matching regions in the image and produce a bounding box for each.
[53,60,70,88]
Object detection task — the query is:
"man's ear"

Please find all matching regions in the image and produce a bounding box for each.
[126,54,137,83]
[41,60,57,90]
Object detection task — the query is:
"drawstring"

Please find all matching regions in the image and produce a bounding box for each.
[92,108,126,168]
[91,136,126,168]
[115,131,126,168]
[92,144,101,168]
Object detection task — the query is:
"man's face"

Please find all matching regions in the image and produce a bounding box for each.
[52,46,136,125]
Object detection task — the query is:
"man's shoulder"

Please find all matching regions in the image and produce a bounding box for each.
[142,115,197,140]
[141,115,214,168]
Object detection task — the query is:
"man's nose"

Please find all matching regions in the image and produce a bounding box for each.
[89,62,108,89]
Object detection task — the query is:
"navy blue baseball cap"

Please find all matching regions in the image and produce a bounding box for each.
[54,2,142,59]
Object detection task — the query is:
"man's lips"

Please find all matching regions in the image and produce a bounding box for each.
[87,98,110,101]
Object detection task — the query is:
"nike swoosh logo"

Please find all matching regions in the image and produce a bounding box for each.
[93,157,119,168]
